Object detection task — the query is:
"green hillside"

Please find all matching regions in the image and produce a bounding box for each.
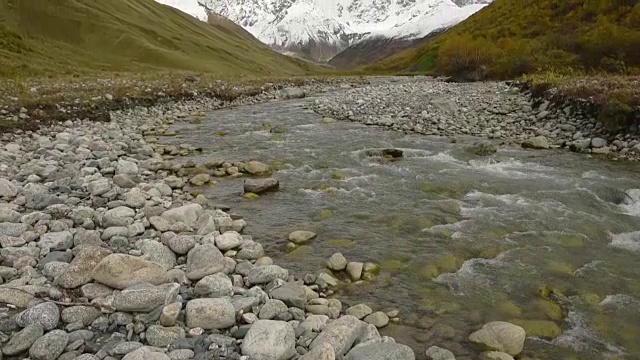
[0,0,316,78]
[367,0,640,80]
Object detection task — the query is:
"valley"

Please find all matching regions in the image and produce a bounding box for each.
[1,1,640,360]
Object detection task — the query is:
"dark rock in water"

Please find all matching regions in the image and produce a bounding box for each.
[365,149,403,159]
[466,141,497,156]
[244,178,279,194]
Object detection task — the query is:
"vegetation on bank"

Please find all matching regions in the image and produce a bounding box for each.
[0,0,318,78]
[368,0,640,79]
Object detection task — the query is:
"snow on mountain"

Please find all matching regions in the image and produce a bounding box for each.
[154,0,209,21]
[155,0,492,62]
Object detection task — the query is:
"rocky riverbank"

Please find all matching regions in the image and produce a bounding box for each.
[311,77,640,160]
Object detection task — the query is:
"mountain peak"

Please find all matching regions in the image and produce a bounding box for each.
[155,0,491,62]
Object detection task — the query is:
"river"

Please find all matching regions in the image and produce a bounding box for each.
[162,85,640,360]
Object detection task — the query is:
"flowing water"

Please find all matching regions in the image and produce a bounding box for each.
[163,88,640,360]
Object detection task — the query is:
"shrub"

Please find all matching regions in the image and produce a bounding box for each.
[437,35,497,80]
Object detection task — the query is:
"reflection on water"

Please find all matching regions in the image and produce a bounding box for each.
[162,92,640,360]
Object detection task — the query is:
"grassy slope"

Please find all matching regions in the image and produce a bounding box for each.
[366,0,640,78]
[0,0,317,78]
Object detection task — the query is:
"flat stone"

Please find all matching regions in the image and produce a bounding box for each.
[241,320,296,360]
[145,325,185,347]
[149,216,170,232]
[16,302,60,330]
[61,306,101,326]
[469,321,526,356]
[364,311,389,328]
[270,282,307,309]
[215,231,244,251]
[346,304,373,320]
[186,243,224,280]
[344,342,415,360]
[91,253,167,289]
[243,178,279,194]
[114,283,180,312]
[29,329,69,360]
[2,323,44,356]
[113,174,137,188]
[288,230,317,244]
[0,222,30,237]
[309,315,367,356]
[247,265,289,285]
[161,204,203,228]
[194,272,233,297]
[185,298,235,330]
[425,346,456,360]
[56,246,112,288]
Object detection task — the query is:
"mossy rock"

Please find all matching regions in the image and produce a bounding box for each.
[268,160,290,171]
[545,260,575,276]
[419,299,462,314]
[285,245,313,260]
[284,242,298,253]
[271,134,284,142]
[380,259,407,272]
[510,319,562,339]
[527,299,564,321]
[330,171,348,180]
[244,192,259,200]
[437,200,462,215]
[215,131,227,136]
[417,182,467,199]
[350,213,372,221]
[327,239,355,248]
[497,300,523,317]
[579,292,602,306]
[428,227,456,238]
[555,233,586,247]
[314,209,334,221]
[419,254,465,279]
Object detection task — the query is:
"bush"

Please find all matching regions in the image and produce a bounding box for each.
[599,100,634,130]
[437,35,497,80]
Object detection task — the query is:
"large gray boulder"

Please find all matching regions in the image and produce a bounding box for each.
[114,283,180,312]
[344,342,415,360]
[244,178,279,194]
[161,204,203,228]
[186,243,224,280]
[241,320,296,360]
[309,315,367,356]
[185,298,235,330]
[91,253,167,289]
[469,321,526,356]
[29,329,69,360]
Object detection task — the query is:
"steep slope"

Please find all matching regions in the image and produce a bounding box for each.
[205,0,490,62]
[367,0,640,79]
[0,0,315,78]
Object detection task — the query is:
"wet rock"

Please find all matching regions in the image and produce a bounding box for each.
[309,315,366,356]
[591,137,607,148]
[145,325,185,347]
[364,311,389,328]
[114,283,180,312]
[316,272,339,288]
[425,346,456,360]
[243,178,279,194]
[16,302,60,330]
[29,329,69,360]
[327,253,347,271]
[270,282,307,309]
[2,323,44,356]
[189,174,210,186]
[244,161,270,175]
[288,230,317,244]
[185,298,235,330]
[466,141,497,156]
[382,149,403,158]
[241,320,296,360]
[346,262,364,281]
[92,253,167,289]
[469,321,526,356]
[186,243,224,280]
[521,136,550,150]
[344,342,415,360]
[282,88,306,99]
[346,304,373,320]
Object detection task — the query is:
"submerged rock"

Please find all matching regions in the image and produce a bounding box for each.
[469,321,526,356]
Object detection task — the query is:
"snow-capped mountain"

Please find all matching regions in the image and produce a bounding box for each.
[155,0,491,62]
